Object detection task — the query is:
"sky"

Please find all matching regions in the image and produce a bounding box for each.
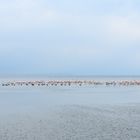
[0,0,140,76]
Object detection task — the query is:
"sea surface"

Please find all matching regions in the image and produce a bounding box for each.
[0,76,140,140]
[1,76,140,107]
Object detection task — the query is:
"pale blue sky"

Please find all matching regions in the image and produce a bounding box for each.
[0,0,140,75]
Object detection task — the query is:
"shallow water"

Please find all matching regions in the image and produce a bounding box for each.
[0,84,140,112]
[0,77,140,140]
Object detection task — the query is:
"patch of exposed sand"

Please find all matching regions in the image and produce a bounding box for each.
[0,104,140,140]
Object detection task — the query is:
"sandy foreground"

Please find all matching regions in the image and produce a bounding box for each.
[0,85,140,140]
[0,104,140,140]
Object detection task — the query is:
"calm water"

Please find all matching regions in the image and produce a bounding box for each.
[1,77,140,140]
[0,76,140,115]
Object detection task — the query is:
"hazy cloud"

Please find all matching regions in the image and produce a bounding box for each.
[0,0,140,75]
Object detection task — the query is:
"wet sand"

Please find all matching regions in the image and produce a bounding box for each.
[0,81,140,140]
[0,104,140,140]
